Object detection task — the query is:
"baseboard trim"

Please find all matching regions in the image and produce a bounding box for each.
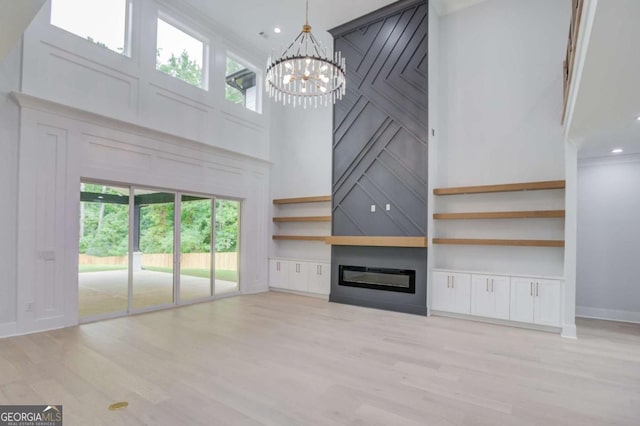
[0,322,17,339]
[561,323,577,339]
[270,288,329,300]
[431,311,561,334]
[576,306,640,324]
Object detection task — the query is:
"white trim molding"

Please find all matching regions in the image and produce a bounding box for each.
[577,306,640,324]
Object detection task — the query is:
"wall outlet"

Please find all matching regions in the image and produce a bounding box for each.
[25,302,34,313]
[370,205,376,212]
[385,203,391,211]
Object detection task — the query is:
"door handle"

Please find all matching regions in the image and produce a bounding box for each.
[491,279,494,292]
[536,282,539,297]
[530,282,533,296]
[486,279,489,292]
[276,262,280,272]
[447,276,450,288]
[451,276,454,289]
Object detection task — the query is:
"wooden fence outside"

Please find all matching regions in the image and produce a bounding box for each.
[79,252,238,271]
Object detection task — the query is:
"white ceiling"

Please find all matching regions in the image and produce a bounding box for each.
[174,0,487,54]
[0,0,46,62]
[569,0,640,159]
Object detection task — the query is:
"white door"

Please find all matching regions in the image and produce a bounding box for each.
[269,259,289,289]
[450,273,471,314]
[432,272,453,312]
[308,263,330,295]
[471,274,493,317]
[510,277,535,323]
[288,261,308,292]
[534,279,561,327]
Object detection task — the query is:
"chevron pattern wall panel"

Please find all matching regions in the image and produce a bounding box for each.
[330,0,428,237]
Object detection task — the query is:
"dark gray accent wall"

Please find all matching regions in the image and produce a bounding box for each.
[329,1,428,315]
[330,0,428,236]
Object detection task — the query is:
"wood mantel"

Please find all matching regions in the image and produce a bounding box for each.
[325,236,428,248]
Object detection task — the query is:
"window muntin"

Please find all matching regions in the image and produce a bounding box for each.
[51,0,131,56]
[225,56,258,112]
[156,17,207,89]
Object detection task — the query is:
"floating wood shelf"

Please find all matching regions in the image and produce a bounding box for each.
[325,236,428,248]
[433,210,566,220]
[273,216,331,223]
[433,180,565,196]
[272,235,328,242]
[432,238,565,248]
[273,196,331,204]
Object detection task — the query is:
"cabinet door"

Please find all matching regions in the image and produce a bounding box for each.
[534,279,561,327]
[288,261,308,292]
[431,272,453,312]
[308,263,330,295]
[510,277,535,323]
[471,274,494,318]
[450,273,471,314]
[269,259,289,289]
[491,276,511,320]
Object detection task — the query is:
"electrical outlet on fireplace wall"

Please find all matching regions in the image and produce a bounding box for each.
[370,205,376,212]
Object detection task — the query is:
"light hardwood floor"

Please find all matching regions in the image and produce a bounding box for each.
[1,292,639,425]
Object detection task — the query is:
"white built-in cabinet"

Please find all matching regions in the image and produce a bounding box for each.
[432,270,562,328]
[510,277,562,326]
[471,274,511,320]
[269,259,330,296]
[432,272,471,314]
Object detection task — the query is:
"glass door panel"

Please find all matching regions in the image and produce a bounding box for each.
[133,189,175,309]
[214,199,240,295]
[78,182,130,318]
[180,195,213,302]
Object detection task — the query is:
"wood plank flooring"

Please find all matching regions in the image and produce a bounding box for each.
[0,292,639,425]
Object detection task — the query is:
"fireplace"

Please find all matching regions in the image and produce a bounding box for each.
[339,265,416,293]
[330,246,427,315]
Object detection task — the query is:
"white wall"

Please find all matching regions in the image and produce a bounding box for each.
[268,102,333,261]
[22,0,269,160]
[576,155,640,323]
[0,43,21,330]
[433,0,570,278]
[0,0,273,338]
[438,0,569,186]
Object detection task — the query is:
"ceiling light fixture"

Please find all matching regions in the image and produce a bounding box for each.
[274,27,281,34]
[611,148,623,154]
[265,0,345,108]
[636,116,640,121]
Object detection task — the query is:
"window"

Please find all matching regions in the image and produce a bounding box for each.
[225,56,258,112]
[156,17,207,89]
[51,0,131,56]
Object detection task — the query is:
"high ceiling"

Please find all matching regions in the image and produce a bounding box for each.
[569,0,640,158]
[174,0,488,54]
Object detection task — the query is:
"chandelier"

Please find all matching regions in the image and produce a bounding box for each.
[265,0,346,108]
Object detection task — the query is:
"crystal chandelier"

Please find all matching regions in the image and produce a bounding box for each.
[265,0,346,108]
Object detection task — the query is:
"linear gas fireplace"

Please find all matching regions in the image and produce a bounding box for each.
[339,265,415,293]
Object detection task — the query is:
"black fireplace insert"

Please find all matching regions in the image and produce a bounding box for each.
[339,265,416,293]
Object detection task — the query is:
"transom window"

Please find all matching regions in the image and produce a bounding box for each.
[51,0,131,56]
[225,56,259,113]
[156,17,208,89]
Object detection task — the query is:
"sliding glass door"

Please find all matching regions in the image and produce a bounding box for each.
[78,183,130,318]
[180,195,213,301]
[132,189,176,310]
[215,199,240,295]
[78,182,241,321]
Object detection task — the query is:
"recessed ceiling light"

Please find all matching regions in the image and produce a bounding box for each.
[636,115,640,121]
[611,148,623,154]
[274,27,281,34]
